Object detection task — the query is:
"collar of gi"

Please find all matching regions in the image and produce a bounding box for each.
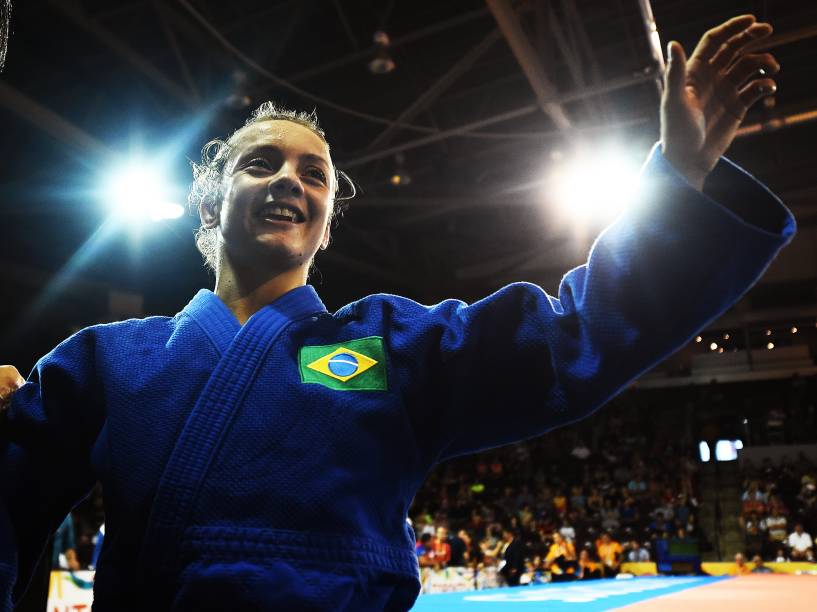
[180,285,327,355]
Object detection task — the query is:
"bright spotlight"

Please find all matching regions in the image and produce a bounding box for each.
[103,162,184,222]
[546,146,642,225]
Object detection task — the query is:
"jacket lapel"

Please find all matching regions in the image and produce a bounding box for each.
[141,286,327,572]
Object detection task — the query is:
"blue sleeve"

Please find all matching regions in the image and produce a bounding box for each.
[0,329,104,610]
[406,145,795,463]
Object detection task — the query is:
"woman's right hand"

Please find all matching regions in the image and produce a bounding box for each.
[0,365,25,411]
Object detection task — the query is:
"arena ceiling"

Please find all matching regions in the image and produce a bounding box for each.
[2,0,817,363]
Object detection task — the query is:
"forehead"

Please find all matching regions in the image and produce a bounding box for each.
[230,119,330,162]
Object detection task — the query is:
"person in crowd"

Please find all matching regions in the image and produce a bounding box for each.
[765,507,788,556]
[733,552,751,575]
[597,532,623,578]
[544,532,577,580]
[774,548,788,563]
[600,498,621,532]
[577,549,602,580]
[52,515,80,572]
[797,476,817,514]
[448,529,468,567]
[750,555,774,574]
[627,471,647,497]
[741,481,767,516]
[521,556,547,585]
[559,519,576,543]
[430,526,451,569]
[480,526,504,566]
[415,533,434,568]
[649,511,669,535]
[499,529,525,587]
[627,540,650,562]
[740,511,767,557]
[569,486,586,512]
[787,523,815,561]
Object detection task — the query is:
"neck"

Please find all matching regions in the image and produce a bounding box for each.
[214,257,308,325]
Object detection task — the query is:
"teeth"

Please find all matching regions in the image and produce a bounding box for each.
[260,205,299,221]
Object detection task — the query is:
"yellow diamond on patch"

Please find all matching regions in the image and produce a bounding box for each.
[306,346,378,382]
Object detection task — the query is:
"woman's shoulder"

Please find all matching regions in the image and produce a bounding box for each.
[62,314,178,349]
[331,282,546,321]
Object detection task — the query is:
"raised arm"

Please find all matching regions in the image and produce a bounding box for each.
[398,16,794,465]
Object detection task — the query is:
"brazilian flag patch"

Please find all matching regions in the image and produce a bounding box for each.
[299,336,387,391]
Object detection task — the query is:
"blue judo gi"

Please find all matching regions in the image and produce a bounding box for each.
[0,147,796,610]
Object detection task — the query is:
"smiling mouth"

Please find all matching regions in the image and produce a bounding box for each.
[256,203,305,224]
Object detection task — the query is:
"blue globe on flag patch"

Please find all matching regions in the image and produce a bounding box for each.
[327,352,359,377]
[303,343,381,387]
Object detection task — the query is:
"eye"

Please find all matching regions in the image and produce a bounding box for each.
[305,166,328,184]
[244,158,272,169]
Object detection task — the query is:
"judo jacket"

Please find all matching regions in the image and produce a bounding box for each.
[0,147,796,610]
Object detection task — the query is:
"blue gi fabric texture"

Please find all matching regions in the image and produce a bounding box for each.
[0,146,796,610]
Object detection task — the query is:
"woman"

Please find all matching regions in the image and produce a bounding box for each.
[544,532,577,580]
[0,15,795,611]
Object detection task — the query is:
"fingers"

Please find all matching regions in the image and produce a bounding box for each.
[695,14,757,62]
[663,41,688,102]
[725,53,780,88]
[710,22,774,70]
[738,78,777,110]
[0,365,25,410]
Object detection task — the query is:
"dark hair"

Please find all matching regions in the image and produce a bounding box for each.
[188,101,354,272]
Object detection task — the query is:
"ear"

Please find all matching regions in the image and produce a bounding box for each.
[199,197,220,229]
[319,220,331,250]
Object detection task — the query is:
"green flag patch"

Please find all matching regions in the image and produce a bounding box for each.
[299,336,388,391]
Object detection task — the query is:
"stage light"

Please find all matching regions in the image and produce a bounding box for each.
[723,333,730,340]
[709,342,717,350]
[765,329,772,336]
[546,145,642,225]
[368,31,396,74]
[695,336,702,343]
[767,342,775,350]
[102,162,184,222]
[791,326,798,334]
[715,440,741,461]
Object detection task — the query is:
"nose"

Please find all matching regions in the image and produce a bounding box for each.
[268,164,303,199]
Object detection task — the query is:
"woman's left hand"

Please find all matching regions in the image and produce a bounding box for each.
[660,14,779,190]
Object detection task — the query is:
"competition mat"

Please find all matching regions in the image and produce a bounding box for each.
[411,574,817,611]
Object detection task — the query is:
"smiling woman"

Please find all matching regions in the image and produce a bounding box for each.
[0,16,801,612]
[189,102,353,274]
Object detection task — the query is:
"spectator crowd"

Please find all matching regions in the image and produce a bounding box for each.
[739,454,817,563]
[409,389,704,585]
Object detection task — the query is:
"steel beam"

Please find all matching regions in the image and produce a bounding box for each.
[365,29,502,152]
[635,0,665,96]
[746,23,817,53]
[0,81,114,159]
[332,0,360,50]
[486,0,571,130]
[51,0,197,110]
[152,0,201,104]
[287,6,494,83]
[341,69,658,168]
[736,107,817,138]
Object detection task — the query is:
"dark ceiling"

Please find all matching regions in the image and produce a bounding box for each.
[2,0,817,367]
